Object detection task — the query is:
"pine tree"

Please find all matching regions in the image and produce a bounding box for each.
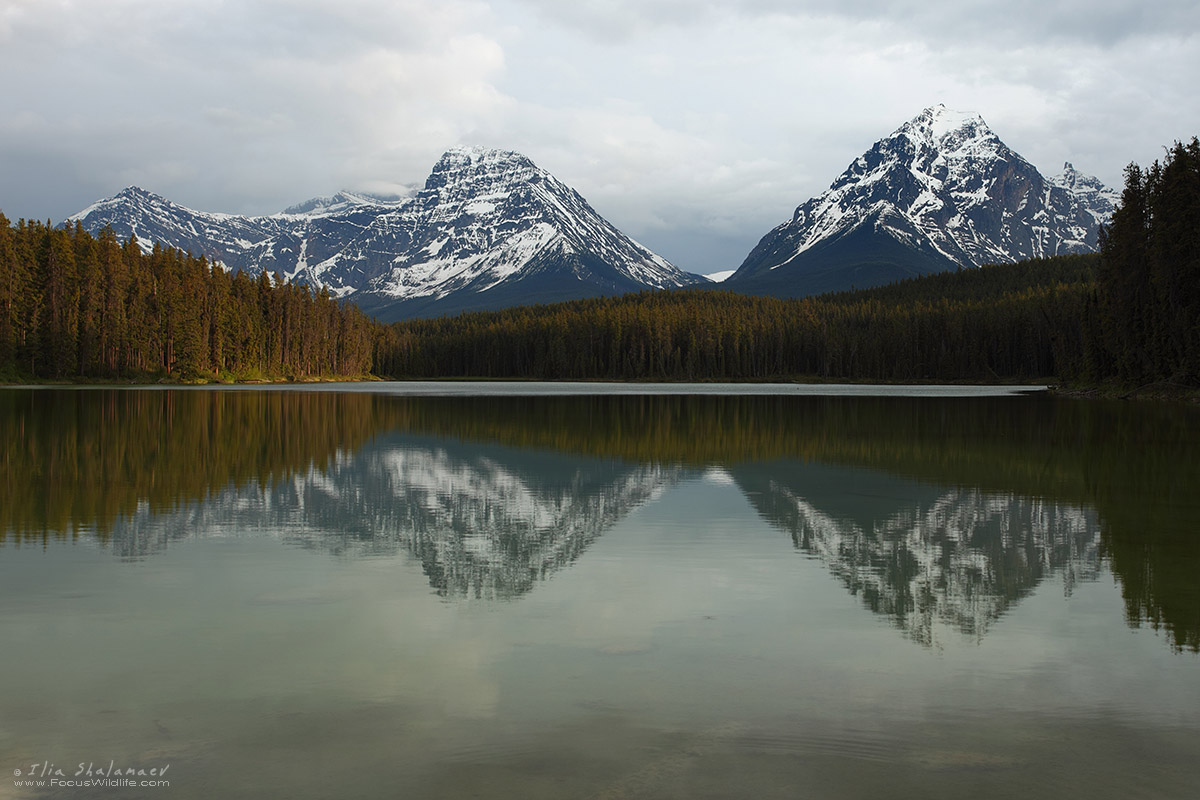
[0,213,18,371]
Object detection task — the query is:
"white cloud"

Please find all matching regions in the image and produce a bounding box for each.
[512,0,1200,48]
[0,0,510,215]
[2,0,1198,272]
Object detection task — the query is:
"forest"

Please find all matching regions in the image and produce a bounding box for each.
[1089,137,1200,387]
[374,256,1096,382]
[376,137,1199,387]
[0,218,377,381]
[2,137,1196,386]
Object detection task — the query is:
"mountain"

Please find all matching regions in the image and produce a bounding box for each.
[725,105,1120,297]
[65,147,702,321]
[66,185,296,276]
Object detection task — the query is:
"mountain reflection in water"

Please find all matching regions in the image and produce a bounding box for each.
[2,388,1197,651]
[743,468,1099,646]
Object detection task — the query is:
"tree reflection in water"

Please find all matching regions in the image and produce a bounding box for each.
[2,388,1196,651]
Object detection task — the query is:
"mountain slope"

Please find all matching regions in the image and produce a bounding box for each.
[351,147,702,319]
[66,147,702,321]
[726,105,1119,297]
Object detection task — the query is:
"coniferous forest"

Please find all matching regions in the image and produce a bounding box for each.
[1089,138,1200,386]
[2,137,1197,387]
[374,255,1096,382]
[375,138,1199,387]
[0,218,377,381]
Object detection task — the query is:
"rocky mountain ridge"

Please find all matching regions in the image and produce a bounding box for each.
[65,109,1120,314]
[65,147,702,321]
[725,105,1119,296]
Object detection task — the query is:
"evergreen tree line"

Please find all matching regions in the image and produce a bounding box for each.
[375,129,1199,387]
[5,136,1194,385]
[1087,138,1200,386]
[375,255,1098,382]
[0,218,377,380]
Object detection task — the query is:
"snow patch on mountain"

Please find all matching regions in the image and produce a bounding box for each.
[64,147,699,317]
[732,105,1119,290]
[280,190,408,218]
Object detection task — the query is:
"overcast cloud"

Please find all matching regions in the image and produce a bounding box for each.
[1,0,1196,272]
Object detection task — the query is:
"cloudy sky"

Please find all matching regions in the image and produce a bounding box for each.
[2,0,1197,273]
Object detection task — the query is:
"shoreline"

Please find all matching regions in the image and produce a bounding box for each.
[4,375,1196,402]
[1048,381,1200,404]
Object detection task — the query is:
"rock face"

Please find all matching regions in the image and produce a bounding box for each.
[65,147,702,321]
[725,105,1120,297]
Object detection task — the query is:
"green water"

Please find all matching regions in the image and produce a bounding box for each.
[2,385,1198,799]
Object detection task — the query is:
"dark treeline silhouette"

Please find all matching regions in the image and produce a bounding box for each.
[375,254,1097,381]
[1086,138,1200,386]
[0,218,377,381]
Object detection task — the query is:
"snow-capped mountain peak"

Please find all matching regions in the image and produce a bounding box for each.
[905,104,989,143]
[727,105,1118,297]
[1049,161,1121,225]
[64,147,701,320]
[428,146,539,185]
[281,190,404,217]
[67,186,179,227]
[66,186,266,256]
[352,146,698,307]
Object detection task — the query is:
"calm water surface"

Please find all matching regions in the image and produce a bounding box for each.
[1,385,1198,799]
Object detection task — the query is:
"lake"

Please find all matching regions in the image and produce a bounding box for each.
[2,384,1198,799]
